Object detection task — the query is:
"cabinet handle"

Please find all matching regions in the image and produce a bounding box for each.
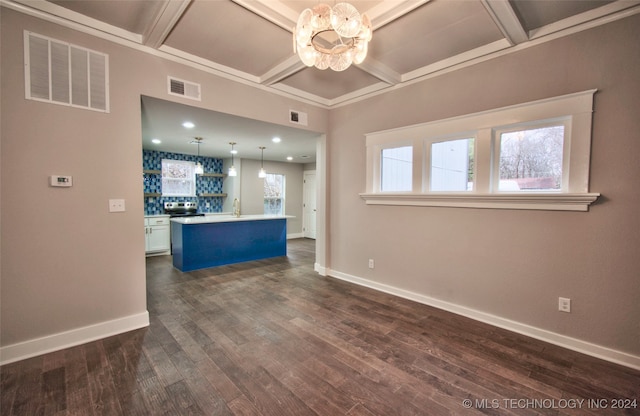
[150,228,153,234]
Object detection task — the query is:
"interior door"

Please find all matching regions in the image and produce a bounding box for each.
[303,171,316,239]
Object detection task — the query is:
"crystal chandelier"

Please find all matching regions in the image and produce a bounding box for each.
[294,2,372,71]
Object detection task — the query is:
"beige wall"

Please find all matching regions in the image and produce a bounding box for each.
[2,7,638,365]
[0,9,327,356]
[327,14,640,357]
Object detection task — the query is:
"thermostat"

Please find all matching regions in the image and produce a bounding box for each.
[50,175,73,187]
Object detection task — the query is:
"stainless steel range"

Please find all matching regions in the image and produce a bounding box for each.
[164,202,205,218]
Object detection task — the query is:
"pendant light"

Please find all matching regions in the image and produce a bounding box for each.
[228,142,237,177]
[193,137,204,175]
[258,146,267,178]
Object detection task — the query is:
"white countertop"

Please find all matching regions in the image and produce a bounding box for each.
[170,214,293,224]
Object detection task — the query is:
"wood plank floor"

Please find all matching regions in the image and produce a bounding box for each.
[2,238,638,415]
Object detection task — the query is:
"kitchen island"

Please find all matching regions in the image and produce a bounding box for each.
[170,214,291,272]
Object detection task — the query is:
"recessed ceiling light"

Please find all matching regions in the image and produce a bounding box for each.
[151,138,162,144]
[182,121,195,129]
[286,156,293,161]
[272,137,281,143]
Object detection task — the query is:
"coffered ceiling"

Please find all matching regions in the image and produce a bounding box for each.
[5,0,639,162]
[7,0,639,107]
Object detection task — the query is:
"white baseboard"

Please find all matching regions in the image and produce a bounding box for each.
[0,311,150,366]
[328,269,640,371]
[287,232,304,239]
[315,262,327,276]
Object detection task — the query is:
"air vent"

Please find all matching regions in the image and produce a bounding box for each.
[289,109,308,126]
[168,76,201,101]
[24,31,109,112]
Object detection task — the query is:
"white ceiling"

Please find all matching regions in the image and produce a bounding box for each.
[7,0,639,161]
[141,96,321,163]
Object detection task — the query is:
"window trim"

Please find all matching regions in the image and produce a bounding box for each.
[361,90,600,211]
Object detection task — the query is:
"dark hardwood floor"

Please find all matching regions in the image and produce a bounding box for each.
[2,238,638,415]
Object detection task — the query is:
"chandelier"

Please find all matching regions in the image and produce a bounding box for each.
[294,2,372,71]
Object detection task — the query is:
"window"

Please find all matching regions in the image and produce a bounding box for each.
[496,123,565,192]
[381,146,412,191]
[264,174,285,215]
[431,138,474,191]
[162,159,196,197]
[362,90,600,211]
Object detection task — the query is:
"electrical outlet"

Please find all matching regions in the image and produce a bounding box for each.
[368,259,374,269]
[558,297,571,313]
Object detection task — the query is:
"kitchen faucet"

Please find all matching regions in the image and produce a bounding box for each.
[233,198,240,217]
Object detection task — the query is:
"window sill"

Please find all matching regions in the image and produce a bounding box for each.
[359,192,600,211]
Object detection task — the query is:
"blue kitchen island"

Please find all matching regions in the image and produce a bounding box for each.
[170,214,290,272]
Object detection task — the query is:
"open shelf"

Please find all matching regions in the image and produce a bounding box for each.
[199,193,227,198]
[200,172,227,177]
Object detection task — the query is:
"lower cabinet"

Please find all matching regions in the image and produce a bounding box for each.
[145,216,170,254]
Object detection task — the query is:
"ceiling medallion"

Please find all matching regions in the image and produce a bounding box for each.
[294,2,372,71]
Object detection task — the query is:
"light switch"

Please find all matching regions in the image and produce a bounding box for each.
[109,199,126,212]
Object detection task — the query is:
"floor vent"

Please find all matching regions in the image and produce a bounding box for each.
[168,77,201,101]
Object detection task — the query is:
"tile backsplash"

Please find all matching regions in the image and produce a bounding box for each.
[143,149,225,215]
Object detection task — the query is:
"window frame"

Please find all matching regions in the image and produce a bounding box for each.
[264,173,286,216]
[492,117,570,193]
[425,133,477,193]
[380,145,414,192]
[161,159,196,197]
[361,90,600,211]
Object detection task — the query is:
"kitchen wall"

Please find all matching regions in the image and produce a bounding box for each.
[238,159,305,236]
[143,149,225,215]
[327,14,640,361]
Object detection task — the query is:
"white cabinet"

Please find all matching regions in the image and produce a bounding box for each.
[145,216,170,254]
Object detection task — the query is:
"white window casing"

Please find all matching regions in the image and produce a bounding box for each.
[361,90,600,211]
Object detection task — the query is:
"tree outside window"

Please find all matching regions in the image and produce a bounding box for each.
[162,159,196,196]
[264,173,285,215]
[498,125,564,191]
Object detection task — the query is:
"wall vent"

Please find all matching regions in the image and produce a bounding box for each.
[24,31,109,112]
[289,109,308,126]
[168,77,201,101]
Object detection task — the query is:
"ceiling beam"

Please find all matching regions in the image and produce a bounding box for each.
[232,0,298,31]
[142,0,192,48]
[481,0,529,45]
[260,55,306,85]
[367,0,433,30]
[356,58,402,85]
